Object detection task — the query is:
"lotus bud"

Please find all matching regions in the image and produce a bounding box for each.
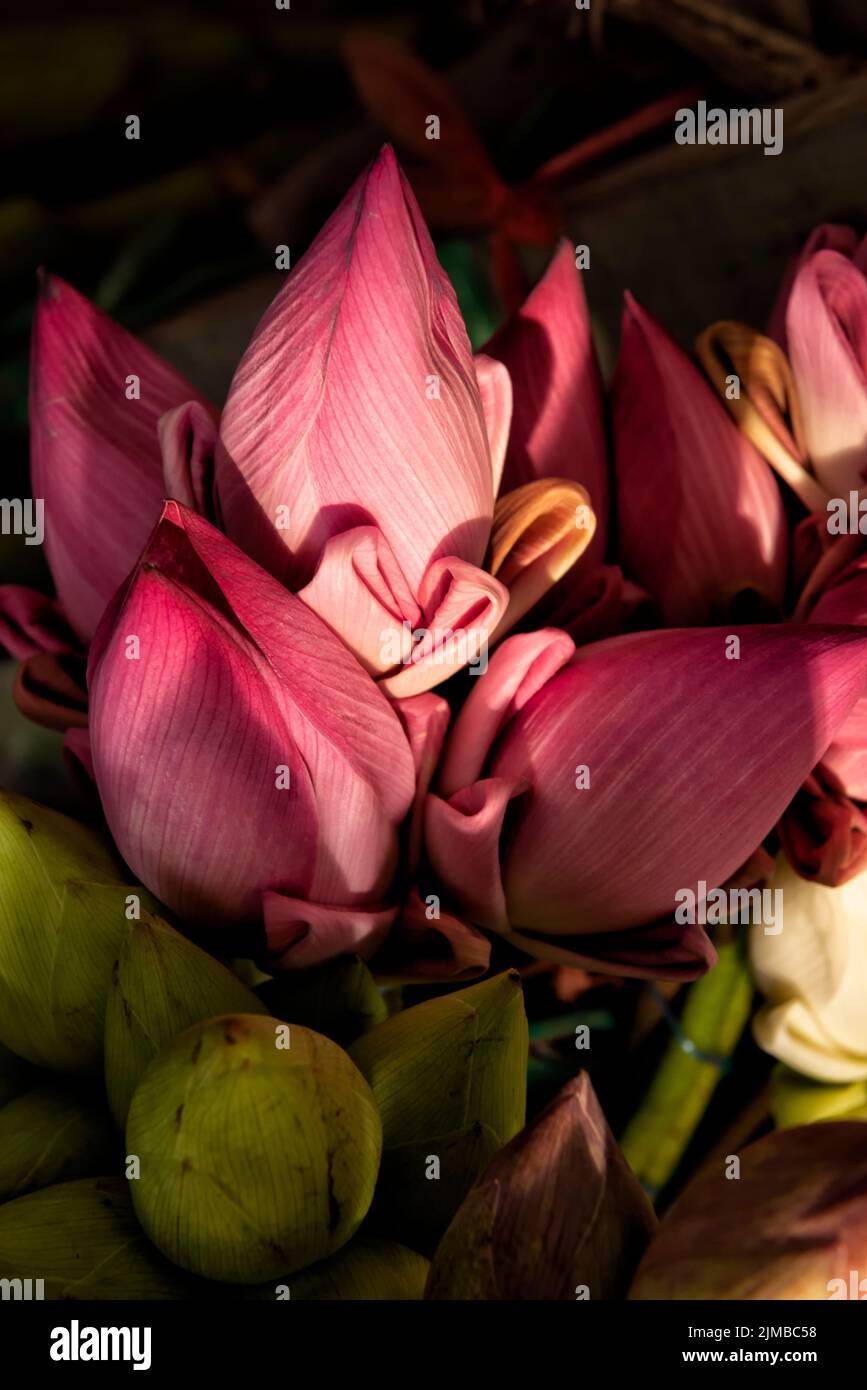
[0,1177,198,1299]
[0,1087,116,1201]
[630,1122,867,1299]
[348,970,528,1250]
[104,911,267,1127]
[245,1239,429,1300]
[0,789,135,1071]
[426,1074,656,1300]
[255,954,388,1047]
[127,1014,382,1284]
[771,1063,867,1127]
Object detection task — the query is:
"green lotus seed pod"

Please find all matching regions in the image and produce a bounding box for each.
[104,910,267,1127]
[0,1177,198,1299]
[245,1239,429,1300]
[0,789,137,1071]
[127,1013,382,1284]
[0,1087,116,1200]
[348,970,528,1251]
[255,954,388,1046]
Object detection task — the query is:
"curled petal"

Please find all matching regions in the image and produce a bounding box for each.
[438,628,575,797]
[0,587,79,660]
[768,223,859,348]
[425,777,528,934]
[371,886,491,983]
[498,915,716,982]
[482,239,608,559]
[13,652,88,732]
[778,766,867,886]
[488,479,596,640]
[786,250,867,496]
[159,401,220,524]
[262,894,400,969]
[614,293,787,624]
[695,321,825,513]
[30,273,216,641]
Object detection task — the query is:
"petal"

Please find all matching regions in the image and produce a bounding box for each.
[768,223,859,348]
[425,777,528,933]
[488,478,596,639]
[474,354,512,497]
[614,293,787,624]
[262,894,399,969]
[379,556,509,698]
[217,146,494,595]
[751,859,867,1082]
[0,586,79,659]
[694,320,826,513]
[778,766,867,885]
[30,273,216,640]
[369,885,491,983]
[437,628,575,797]
[805,551,867,799]
[392,692,451,874]
[159,401,220,522]
[482,239,608,560]
[13,652,88,731]
[499,915,716,982]
[786,249,867,496]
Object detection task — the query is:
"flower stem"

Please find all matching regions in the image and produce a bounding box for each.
[619,936,753,1199]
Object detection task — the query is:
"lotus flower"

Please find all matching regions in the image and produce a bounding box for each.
[87,500,417,965]
[3,146,597,728]
[424,623,867,977]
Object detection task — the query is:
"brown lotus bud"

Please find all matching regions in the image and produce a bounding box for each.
[630,1122,867,1300]
[426,1073,656,1299]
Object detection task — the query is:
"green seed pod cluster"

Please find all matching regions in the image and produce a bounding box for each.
[104,910,267,1126]
[0,789,132,1071]
[127,1013,383,1283]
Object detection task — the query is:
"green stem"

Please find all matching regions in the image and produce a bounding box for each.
[619,937,753,1198]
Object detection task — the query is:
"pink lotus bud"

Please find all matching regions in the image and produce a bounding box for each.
[426,623,867,977]
[216,146,510,694]
[88,502,415,964]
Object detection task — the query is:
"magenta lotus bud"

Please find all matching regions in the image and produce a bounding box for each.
[425,622,867,977]
[88,502,416,965]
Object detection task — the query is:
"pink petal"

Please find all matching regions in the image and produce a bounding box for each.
[779,766,867,886]
[371,885,491,982]
[262,894,399,968]
[437,628,575,796]
[0,586,79,659]
[159,401,220,523]
[474,354,512,498]
[392,692,451,873]
[614,293,787,624]
[88,503,415,928]
[30,274,216,641]
[217,145,494,595]
[482,239,607,561]
[786,250,867,496]
[425,777,528,933]
[767,224,859,348]
[806,552,867,798]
